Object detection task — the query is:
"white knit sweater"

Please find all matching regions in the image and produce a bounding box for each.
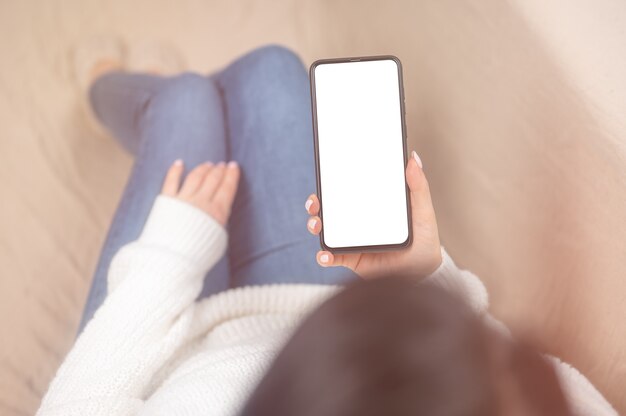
[36,195,617,416]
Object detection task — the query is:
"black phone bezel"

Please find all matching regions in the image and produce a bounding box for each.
[309,55,413,254]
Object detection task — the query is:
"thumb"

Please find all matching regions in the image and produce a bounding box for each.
[406,151,435,220]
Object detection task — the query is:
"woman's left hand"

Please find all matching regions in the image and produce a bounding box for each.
[305,151,442,280]
[161,159,240,226]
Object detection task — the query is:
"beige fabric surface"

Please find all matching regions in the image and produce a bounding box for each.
[1,0,624,414]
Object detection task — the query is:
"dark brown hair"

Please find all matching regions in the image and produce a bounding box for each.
[240,277,571,416]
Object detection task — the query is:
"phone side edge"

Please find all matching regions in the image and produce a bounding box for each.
[396,56,413,251]
[308,60,329,252]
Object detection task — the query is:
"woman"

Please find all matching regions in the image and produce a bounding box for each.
[37,42,616,415]
[241,279,573,416]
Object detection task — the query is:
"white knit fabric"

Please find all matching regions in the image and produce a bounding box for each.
[36,195,617,416]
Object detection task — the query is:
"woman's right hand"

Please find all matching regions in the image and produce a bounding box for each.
[305,151,442,280]
[161,159,240,226]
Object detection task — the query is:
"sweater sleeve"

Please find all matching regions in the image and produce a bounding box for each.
[36,195,227,416]
[422,247,617,416]
[422,246,489,314]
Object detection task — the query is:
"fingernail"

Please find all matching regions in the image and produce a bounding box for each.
[228,161,238,168]
[217,161,226,167]
[320,253,329,263]
[173,159,183,166]
[305,199,313,211]
[412,150,423,168]
[308,218,317,229]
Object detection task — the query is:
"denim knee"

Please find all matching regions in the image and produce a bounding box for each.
[145,72,221,120]
[238,44,306,80]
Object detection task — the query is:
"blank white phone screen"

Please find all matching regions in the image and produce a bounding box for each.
[313,59,409,249]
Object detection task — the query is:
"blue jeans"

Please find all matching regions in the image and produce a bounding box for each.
[79,45,358,331]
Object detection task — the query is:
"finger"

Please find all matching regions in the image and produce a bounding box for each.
[161,159,184,196]
[316,250,336,267]
[406,150,435,217]
[198,161,227,199]
[305,194,320,215]
[179,162,212,198]
[307,215,322,235]
[211,161,241,209]
[316,250,361,271]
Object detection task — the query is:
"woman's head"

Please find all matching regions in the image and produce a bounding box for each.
[240,277,571,416]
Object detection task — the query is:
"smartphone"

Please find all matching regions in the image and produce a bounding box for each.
[309,55,412,253]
